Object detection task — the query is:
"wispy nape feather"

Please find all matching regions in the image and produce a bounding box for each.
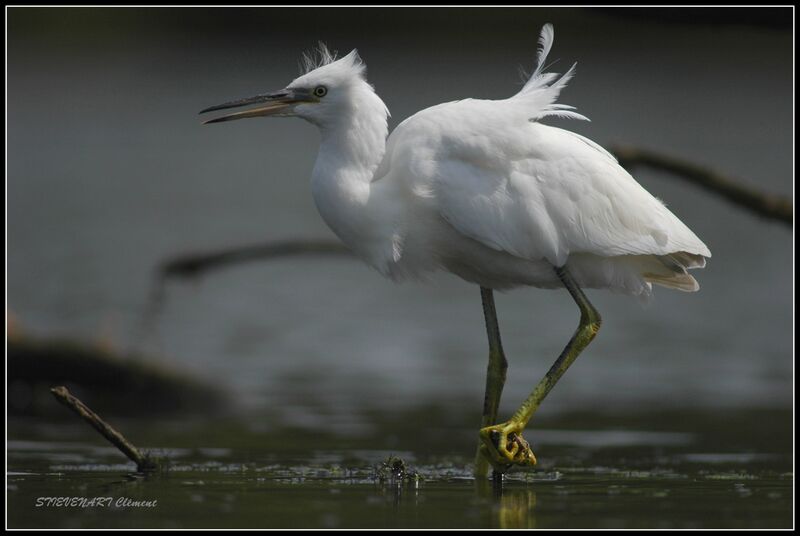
[298,42,368,83]
[300,42,338,74]
[514,23,588,122]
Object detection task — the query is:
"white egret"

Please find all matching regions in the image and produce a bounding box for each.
[200,24,710,476]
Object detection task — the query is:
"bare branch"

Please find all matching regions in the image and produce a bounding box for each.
[160,239,352,280]
[612,145,792,226]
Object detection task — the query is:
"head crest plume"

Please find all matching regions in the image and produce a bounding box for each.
[300,42,337,74]
[298,43,367,81]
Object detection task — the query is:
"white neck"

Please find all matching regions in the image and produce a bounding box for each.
[310,85,396,268]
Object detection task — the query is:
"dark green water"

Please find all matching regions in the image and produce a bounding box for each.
[7,408,793,529]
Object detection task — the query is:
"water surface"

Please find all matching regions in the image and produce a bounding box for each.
[7,408,793,528]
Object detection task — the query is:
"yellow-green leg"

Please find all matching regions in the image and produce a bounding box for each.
[479,266,602,469]
[473,287,509,480]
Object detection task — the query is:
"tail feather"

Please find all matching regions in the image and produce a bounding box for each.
[643,252,706,292]
[667,251,707,270]
[644,272,700,292]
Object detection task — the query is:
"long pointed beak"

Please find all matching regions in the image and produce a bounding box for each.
[199,88,312,124]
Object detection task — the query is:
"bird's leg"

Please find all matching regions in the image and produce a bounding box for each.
[474,287,509,479]
[479,266,601,468]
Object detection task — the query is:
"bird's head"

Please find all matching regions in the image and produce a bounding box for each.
[200,45,384,129]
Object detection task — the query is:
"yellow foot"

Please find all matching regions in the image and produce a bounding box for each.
[479,421,537,471]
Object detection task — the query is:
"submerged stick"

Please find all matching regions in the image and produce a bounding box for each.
[612,145,792,226]
[160,238,351,280]
[50,386,159,473]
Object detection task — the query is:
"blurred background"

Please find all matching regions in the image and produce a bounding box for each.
[7,7,793,427]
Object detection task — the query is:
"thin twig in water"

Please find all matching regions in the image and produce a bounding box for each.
[50,386,160,473]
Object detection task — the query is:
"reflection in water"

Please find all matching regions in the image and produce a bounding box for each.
[375,477,422,513]
[97,471,156,496]
[476,477,538,529]
[372,456,422,518]
[497,488,537,529]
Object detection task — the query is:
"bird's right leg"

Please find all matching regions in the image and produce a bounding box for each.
[479,266,601,469]
[474,286,509,479]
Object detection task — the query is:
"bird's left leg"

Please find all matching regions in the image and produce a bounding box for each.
[479,266,601,468]
[474,287,509,478]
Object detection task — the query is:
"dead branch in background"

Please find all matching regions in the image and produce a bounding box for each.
[131,239,350,352]
[160,238,351,280]
[612,145,792,226]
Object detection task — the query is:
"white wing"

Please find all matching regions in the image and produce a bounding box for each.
[432,120,711,268]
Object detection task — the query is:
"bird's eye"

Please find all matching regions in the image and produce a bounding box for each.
[313,86,328,98]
